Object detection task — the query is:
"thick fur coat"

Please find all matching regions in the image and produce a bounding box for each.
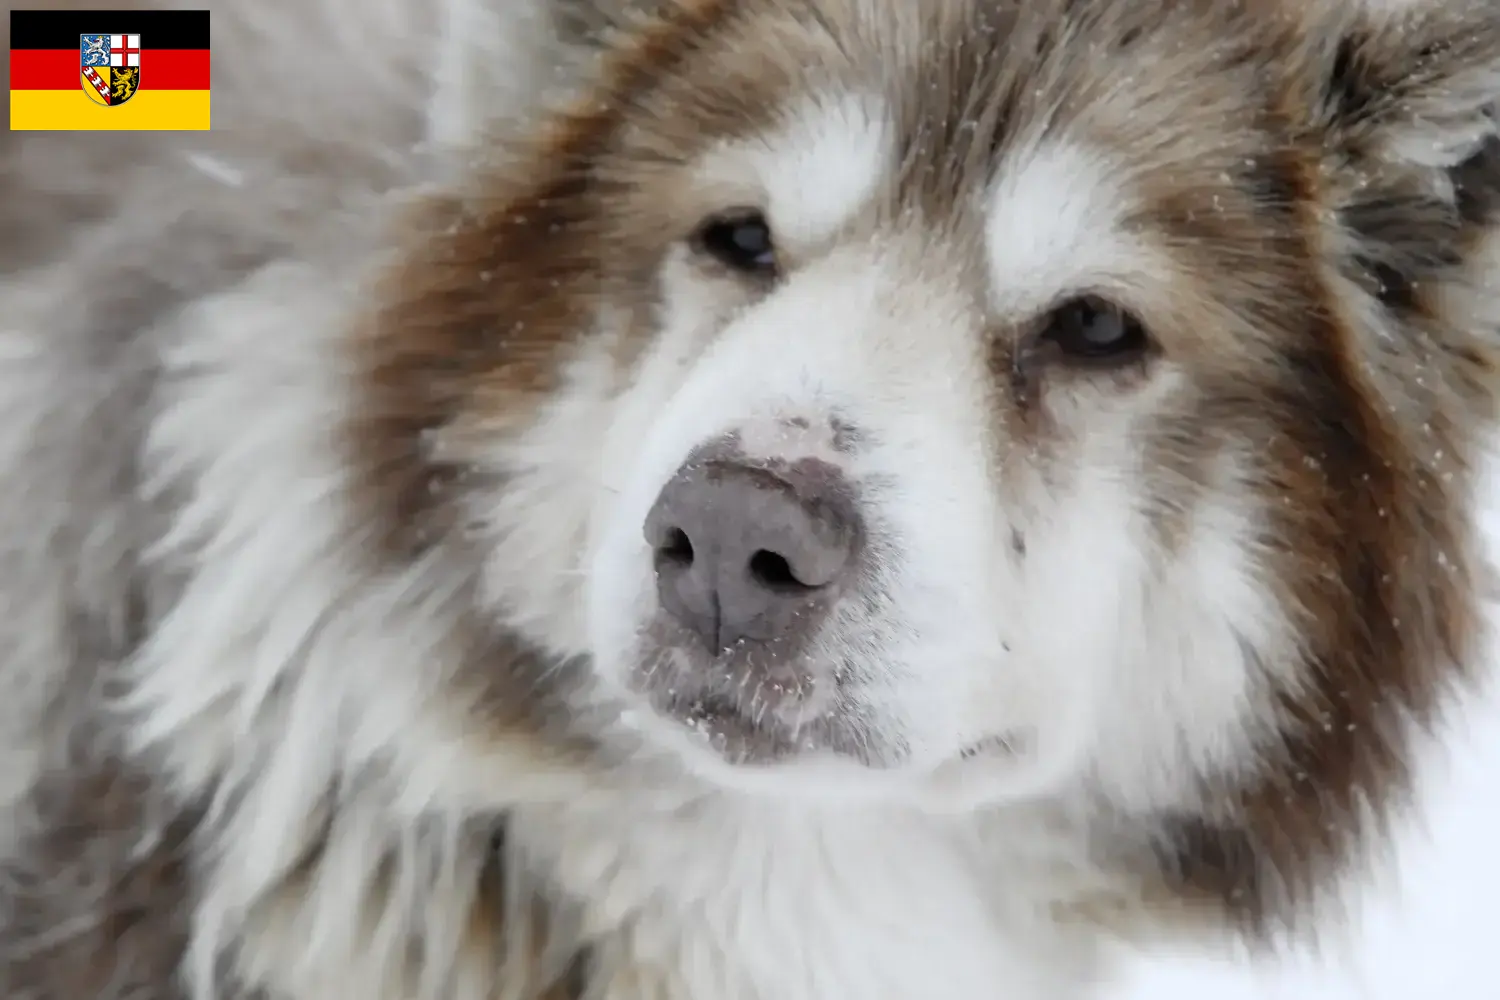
[2,1,1499,998]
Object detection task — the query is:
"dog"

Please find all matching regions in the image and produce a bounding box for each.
[1,0,1498,997]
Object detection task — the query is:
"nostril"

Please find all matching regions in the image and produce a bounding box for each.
[658,527,695,568]
[748,550,815,593]
[645,454,860,655]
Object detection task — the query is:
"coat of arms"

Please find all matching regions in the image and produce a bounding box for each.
[80,33,141,107]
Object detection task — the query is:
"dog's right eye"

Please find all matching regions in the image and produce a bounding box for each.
[1039,296,1151,367]
[693,209,777,276]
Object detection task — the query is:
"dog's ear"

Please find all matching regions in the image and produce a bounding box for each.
[1296,0,1499,175]
[1281,1,1500,325]
[426,0,567,156]
[426,0,594,162]
[426,0,664,164]
[551,0,666,46]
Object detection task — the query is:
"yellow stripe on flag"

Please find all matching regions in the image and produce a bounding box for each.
[10,89,210,131]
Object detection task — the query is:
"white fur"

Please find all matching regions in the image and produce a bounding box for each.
[983,139,1138,315]
[513,796,1103,1000]
[696,92,896,250]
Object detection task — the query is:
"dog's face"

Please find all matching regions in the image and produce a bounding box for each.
[358,0,1500,833]
[582,37,1288,809]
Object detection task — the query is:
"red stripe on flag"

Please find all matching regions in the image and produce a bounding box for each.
[9,48,211,91]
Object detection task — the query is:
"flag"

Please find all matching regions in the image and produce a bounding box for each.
[9,9,210,131]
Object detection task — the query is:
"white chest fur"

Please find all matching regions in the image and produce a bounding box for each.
[513,795,1103,1000]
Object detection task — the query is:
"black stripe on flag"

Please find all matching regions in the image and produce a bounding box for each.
[9,9,210,50]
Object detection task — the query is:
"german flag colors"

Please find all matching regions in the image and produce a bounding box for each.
[9,9,210,131]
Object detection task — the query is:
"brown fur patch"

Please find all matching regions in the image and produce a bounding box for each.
[1148,10,1500,931]
[346,0,765,560]
[0,762,206,1000]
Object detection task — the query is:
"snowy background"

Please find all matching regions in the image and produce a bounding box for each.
[1116,507,1500,999]
[1119,702,1499,999]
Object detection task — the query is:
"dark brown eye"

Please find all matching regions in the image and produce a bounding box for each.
[694,209,777,275]
[1041,296,1149,365]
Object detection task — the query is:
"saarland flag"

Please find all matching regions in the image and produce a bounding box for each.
[9,9,210,131]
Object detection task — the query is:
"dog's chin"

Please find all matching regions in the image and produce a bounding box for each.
[631,717,881,802]
[607,664,1034,808]
[628,710,1043,811]
[589,605,1047,806]
[616,686,893,803]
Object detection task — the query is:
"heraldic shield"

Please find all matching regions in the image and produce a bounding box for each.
[80,33,141,107]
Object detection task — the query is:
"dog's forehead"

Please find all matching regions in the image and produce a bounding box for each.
[641,0,1274,280]
[701,92,1137,310]
[676,89,1179,322]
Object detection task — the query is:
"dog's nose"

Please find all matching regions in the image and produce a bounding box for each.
[644,460,858,654]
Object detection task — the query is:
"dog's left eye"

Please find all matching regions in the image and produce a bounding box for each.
[693,209,777,276]
[1041,296,1150,365]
